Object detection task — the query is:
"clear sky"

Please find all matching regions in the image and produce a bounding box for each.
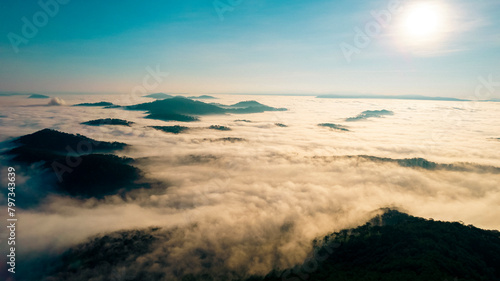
[0,0,499,98]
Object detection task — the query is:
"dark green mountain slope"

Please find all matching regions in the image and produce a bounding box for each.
[252,210,500,281]
[126,97,286,122]
[3,129,141,199]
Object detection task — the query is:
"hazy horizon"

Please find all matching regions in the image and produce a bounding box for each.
[1,0,500,98]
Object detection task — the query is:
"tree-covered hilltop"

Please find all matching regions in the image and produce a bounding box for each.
[250,209,500,281]
[81,118,134,126]
[125,96,287,122]
[3,129,142,199]
[73,101,115,107]
[32,209,500,281]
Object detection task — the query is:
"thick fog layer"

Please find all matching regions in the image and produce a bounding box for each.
[0,94,499,279]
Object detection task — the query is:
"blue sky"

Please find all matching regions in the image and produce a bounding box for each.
[0,0,499,98]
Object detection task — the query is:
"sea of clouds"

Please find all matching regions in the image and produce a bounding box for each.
[0,94,499,279]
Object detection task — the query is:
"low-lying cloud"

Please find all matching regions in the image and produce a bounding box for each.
[0,94,499,280]
[47,97,66,106]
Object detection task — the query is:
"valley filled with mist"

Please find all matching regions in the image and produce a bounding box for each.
[1,94,499,280]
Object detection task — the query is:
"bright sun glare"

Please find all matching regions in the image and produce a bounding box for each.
[398,2,448,47]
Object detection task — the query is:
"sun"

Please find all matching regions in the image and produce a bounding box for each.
[404,4,441,38]
[397,2,448,47]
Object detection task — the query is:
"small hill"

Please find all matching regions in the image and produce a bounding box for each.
[222,101,287,114]
[3,129,137,199]
[73,101,115,107]
[206,137,246,143]
[10,128,125,155]
[13,129,126,153]
[318,123,349,131]
[28,94,50,99]
[127,96,226,115]
[143,93,173,99]
[346,110,394,121]
[81,118,134,127]
[150,125,189,134]
[128,97,286,115]
[145,113,199,122]
[208,125,231,131]
[188,95,217,99]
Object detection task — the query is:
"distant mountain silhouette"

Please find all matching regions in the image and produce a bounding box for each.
[312,155,500,174]
[346,110,394,121]
[318,123,349,131]
[126,97,287,121]
[74,101,115,107]
[221,100,287,114]
[150,125,190,134]
[188,95,217,99]
[204,137,246,143]
[143,93,173,99]
[81,118,134,126]
[127,96,226,115]
[28,94,50,99]
[317,94,467,101]
[208,125,231,131]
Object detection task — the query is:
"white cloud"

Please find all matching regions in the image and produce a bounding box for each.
[47,97,66,106]
[1,94,500,279]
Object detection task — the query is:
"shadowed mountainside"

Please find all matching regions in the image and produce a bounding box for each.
[9,128,126,155]
[248,209,500,281]
[31,210,500,281]
[3,129,142,199]
[44,228,161,281]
